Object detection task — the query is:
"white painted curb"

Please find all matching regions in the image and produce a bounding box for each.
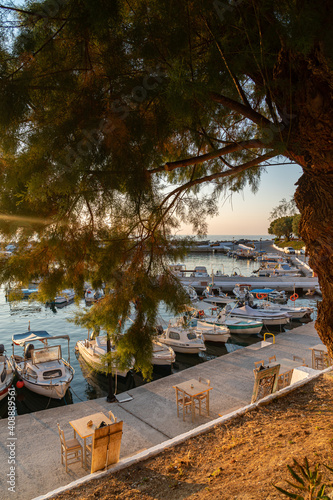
[32,366,332,500]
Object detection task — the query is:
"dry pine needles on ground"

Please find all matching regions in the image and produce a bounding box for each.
[54,373,333,500]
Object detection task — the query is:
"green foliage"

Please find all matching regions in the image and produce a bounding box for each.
[268,216,294,240]
[0,0,331,375]
[269,198,299,222]
[272,458,331,499]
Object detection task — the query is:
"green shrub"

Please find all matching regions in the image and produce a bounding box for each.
[272,457,331,499]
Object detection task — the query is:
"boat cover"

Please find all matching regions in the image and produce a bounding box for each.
[12,331,53,346]
[251,288,275,294]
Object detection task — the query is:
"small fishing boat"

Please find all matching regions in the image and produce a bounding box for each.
[194,308,263,335]
[12,331,74,399]
[183,285,200,302]
[75,335,132,377]
[251,288,288,304]
[202,286,234,305]
[55,289,75,304]
[224,303,290,327]
[84,288,104,304]
[256,302,314,320]
[0,345,14,400]
[195,323,230,342]
[158,321,206,354]
[151,341,176,368]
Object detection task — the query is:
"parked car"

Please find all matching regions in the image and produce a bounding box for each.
[284,247,296,254]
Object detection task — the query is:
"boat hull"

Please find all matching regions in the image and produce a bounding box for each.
[0,355,14,400]
[18,378,71,399]
[76,340,130,377]
[158,339,205,354]
[0,379,13,400]
[198,320,262,335]
[229,313,290,326]
[13,359,74,400]
[201,331,230,342]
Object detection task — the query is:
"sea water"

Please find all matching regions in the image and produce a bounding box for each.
[0,238,319,416]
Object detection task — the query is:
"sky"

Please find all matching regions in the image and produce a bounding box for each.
[177,162,303,236]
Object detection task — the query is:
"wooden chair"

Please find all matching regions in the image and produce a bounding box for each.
[251,365,280,403]
[292,355,307,366]
[277,370,293,390]
[193,377,210,416]
[90,420,123,473]
[312,350,331,370]
[86,411,119,462]
[269,355,276,363]
[175,387,192,421]
[57,423,83,473]
[254,360,264,369]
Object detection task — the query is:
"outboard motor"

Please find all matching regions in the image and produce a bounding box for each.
[155,325,164,335]
[24,343,34,359]
[0,344,4,355]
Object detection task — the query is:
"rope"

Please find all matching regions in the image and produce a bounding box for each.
[69,386,84,402]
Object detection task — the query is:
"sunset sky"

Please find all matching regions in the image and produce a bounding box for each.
[178,162,303,236]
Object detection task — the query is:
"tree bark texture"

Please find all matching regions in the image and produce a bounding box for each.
[295,171,333,357]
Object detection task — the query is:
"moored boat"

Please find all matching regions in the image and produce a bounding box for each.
[0,345,14,400]
[84,288,104,304]
[194,308,263,335]
[12,331,74,399]
[151,341,176,368]
[158,321,206,354]
[224,303,290,326]
[55,289,75,304]
[75,335,133,377]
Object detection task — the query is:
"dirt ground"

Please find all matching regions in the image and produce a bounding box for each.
[54,373,333,500]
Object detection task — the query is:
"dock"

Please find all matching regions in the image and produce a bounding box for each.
[180,275,319,293]
[0,322,323,500]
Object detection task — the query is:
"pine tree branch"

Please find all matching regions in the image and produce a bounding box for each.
[159,152,277,208]
[8,20,68,78]
[149,139,267,174]
[0,4,67,20]
[210,92,274,129]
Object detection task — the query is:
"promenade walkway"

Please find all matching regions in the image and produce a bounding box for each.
[0,322,321,500]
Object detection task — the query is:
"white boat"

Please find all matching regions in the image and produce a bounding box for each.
[194,308,263,335]
[55,289,75,304]
[84,288,104,304]
[169,264,187,277]
[202,285,234,305]
[194,323,230,342]
[191,266,209,278]
[0,345,14,400]
[256,302,314,320]
[251,288,288,304]
[12,331,74,399]
[257,262,301,277]
[183,285,200,302]
[158,321,206,354]
[224,303,290,326]
[75,335,132,377]
[151,341,176,368]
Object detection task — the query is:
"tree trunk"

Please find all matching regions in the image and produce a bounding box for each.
[294,170,333,357]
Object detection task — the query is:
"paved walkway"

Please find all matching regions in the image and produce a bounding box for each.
[0,322,321,500]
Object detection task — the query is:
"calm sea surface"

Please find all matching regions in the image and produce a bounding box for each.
[0,238,319,416]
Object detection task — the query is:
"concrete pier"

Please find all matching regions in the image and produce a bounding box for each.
[0,322,322,500]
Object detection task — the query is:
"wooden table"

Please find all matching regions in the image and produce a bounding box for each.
[69,412,112,467]
[273,358,303,374]
[173,379,212,422]
[310,343,327,352]
[270,358,303,388]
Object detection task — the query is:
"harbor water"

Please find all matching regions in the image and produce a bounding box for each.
[0,242,319,417]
